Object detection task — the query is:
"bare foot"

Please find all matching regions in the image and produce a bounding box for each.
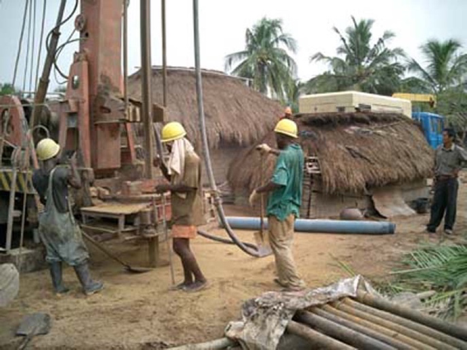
[184,280,208,293]
[170,281,193,291]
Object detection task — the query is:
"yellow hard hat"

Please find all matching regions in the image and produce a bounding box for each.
[284,106,292,115]
[274,119,298,138]
[161,122,186,143]
[36,138,61,161]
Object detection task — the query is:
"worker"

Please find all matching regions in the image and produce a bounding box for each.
[427,128,467,235]
[250,119,306,291]
[154,122,207,293]
[280,106,293,120]
[32,138,103,296]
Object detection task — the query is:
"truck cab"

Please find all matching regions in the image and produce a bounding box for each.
[412,112,444,149]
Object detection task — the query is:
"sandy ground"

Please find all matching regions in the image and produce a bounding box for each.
[1,180,467,349]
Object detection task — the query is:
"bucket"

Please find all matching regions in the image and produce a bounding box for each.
[414,198,429,214]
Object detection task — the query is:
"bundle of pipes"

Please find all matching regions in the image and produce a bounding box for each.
[286,291,467,350]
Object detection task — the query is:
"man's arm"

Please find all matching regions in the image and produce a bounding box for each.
[256,144,281,157]
[155,183,196,194]
[256,181,282,194]
[154,157,171,182]
[68,155,82,189]
[457,146,467,163]
[452,146,467,177]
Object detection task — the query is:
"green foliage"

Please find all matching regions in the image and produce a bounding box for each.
[225,18,297,102]
[389,244,467,320]
[0,83,18,96]
[408,39,467,94]
[305,16,405,96]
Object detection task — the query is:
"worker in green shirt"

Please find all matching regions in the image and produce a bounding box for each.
[250,119,306,291]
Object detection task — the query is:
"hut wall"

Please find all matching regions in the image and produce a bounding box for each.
[204,145,248,185]
[301,178,429,219]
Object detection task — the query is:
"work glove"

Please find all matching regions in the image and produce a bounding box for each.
[249,189,259,207]
[256,143,271,155]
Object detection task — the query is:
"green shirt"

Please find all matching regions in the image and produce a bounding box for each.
[267,143,304,221]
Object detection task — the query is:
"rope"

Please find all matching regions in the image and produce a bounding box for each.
[34,0,46,91]
[22,0,32,93]
[12,0,30,87]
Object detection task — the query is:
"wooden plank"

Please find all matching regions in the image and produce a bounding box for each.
[81,202,150,215]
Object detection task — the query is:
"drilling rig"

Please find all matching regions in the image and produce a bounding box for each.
[0,0,168,271]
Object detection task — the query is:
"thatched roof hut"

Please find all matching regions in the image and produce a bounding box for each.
[128,67,283,149]
[228,112,434,198]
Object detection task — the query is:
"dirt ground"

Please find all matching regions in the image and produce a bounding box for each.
[1,180,467,350]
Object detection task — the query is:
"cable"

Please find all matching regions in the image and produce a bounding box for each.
[197,230,258,250]
[45,0,78,53]
[22,0,32,93]
[53,30,80,80]
[192,0,260,257]
[34,0,47,91]
[12,0,30,88]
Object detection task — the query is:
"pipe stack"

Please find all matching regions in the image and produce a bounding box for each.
[286,293,467,349]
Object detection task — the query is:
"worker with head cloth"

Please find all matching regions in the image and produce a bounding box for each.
[251,119,306,291]
[155,122,207,292]
[32,138,103,296]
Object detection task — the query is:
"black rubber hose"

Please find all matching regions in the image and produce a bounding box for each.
[197,230,258,251]
[192,0,260,257]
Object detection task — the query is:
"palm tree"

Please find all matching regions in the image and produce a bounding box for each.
[225,18,297,101]
[306,16,405,95]
[408,39,467,94]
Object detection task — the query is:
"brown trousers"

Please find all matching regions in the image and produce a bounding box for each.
[268,214,305,289]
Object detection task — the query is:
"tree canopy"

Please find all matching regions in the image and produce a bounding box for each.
[225,17,297,101]
[304,16,405,96]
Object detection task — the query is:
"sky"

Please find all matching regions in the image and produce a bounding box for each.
[1,0,467,91]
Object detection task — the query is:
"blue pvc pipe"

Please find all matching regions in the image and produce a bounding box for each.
[224,217,395,235]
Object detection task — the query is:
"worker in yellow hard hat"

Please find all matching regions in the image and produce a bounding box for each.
[32,138,103,296]
[250,119,306,291]
[154,122,207,292]
[280,106,293,120]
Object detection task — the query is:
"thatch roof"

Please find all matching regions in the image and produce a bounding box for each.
[128,67,283,148]
[228,112,434,195]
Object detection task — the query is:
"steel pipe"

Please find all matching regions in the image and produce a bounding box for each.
[344,298,467,349]
[295,310,395,350]
[140,0,156,179]
[334,299,456,350]
[287,320,356,350]
[356,290,467,341]
[311,307,413,350]
[30,0,67,128]
[224,217,396,234]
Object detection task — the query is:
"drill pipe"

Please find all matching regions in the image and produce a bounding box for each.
[334,299,456,350]
[286,320,356,350]
[344,298,467,349]
[295,310,395,350]
[356,290,467,341]
[310,307,413,350]
[322,304,435,349]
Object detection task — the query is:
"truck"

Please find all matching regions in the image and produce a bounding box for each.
[299,91,444,149]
